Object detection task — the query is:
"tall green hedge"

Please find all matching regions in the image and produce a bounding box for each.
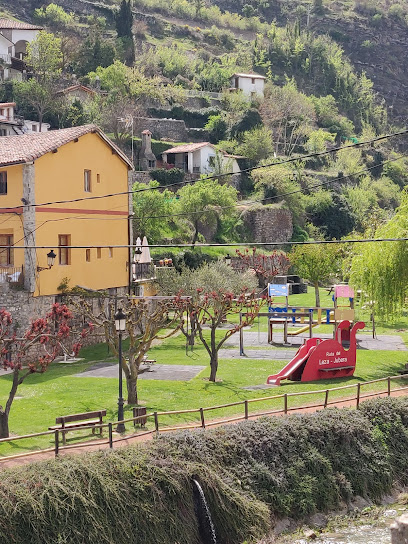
[0,397,407,543]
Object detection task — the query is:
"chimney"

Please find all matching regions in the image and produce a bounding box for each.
[141,129,152,155]
[140,129,157,170]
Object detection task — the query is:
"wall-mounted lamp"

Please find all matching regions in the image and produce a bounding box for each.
[37,249,56,272]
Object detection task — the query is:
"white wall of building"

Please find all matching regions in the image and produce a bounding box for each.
[24,120,50,133]
[231,75,265,97]
[10,29,39,46]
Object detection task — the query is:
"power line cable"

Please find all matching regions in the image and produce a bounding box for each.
[0,129,407,212]
[138,154,406,220]
[4,237,408,250]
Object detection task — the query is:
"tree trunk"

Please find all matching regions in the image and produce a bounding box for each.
[209,327,218,381]
[126,375,138,405]
[0,408,9,439]
[314,283,320,308]
[209,354,218,382]
[191,223,199,247]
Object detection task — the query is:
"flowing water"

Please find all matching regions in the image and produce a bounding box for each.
[192,479,218,544]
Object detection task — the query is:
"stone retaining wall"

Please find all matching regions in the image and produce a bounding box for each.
[134,117,188,142]
[243,206,293,244]
[0,283,127,347]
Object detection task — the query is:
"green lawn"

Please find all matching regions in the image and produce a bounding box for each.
[1,289,408,457]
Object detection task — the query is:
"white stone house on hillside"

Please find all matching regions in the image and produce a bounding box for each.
[162,142,241,175]
[230,73,266,98]
[0,102,23,136]
[0,102,50,136]
[0,19,42,81]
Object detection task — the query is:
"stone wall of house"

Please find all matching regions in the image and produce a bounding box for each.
[0,283,128,348]
[132,171,152,184]
[0,283,54,332]
[134,117,188,142]
[243,207,293,244]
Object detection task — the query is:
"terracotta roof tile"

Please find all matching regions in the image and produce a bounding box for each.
[0,125,133,169]
[0,18,42,30]
[58,84,96,95]
[163,142,211,154]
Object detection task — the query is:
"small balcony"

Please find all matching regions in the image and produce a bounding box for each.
[0,265,24,284]
[132,262,155,281]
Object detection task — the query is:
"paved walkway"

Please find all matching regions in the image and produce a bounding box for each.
[223,331,407,351]
[219,348,297,360]
[75,362,206,381]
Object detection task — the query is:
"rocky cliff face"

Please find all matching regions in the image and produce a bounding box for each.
[311,13,408,124]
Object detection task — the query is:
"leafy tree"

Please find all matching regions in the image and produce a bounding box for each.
[205,114,228,143]
[307,191,356,239]
[133,181,175,243]
[75,296,186,404]
[290,244,340,306]
[14,78,60,131]
[304,129,335,154]
[260,81,316,156]
[157,261,263,380]
[75,34,115,76]
[88,61,185,105]
[34,3,74,30]
[350,192,408,318]
[383,154,408,188]
[26,31,63,82]
[237,125,273,162]
[176,179,238,245]
[371,176,401,210]
[0,304,89,438]
[343,176,379,231]
[251,162,307,224]
[64,98,88,127]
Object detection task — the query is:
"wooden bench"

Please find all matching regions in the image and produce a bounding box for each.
[49,410,106,445]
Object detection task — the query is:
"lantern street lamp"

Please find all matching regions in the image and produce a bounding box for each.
[37,249,57,272]
[134,247,142,262]
[225,253,232,266]
[114,308,126,433]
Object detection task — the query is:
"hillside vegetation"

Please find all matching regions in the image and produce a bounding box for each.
[1,0,408,248]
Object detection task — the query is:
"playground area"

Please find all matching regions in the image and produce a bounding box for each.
[233,283,408,387]
[1,287,408,457]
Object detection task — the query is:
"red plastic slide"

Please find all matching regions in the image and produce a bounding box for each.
[266,321,365,385]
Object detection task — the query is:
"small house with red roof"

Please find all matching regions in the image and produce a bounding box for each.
[0,18,42,81]
[161,142,241,175]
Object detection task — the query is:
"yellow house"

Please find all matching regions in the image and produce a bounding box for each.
[0,124,133,296]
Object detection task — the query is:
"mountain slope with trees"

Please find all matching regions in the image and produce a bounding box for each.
[1,0,408,250]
